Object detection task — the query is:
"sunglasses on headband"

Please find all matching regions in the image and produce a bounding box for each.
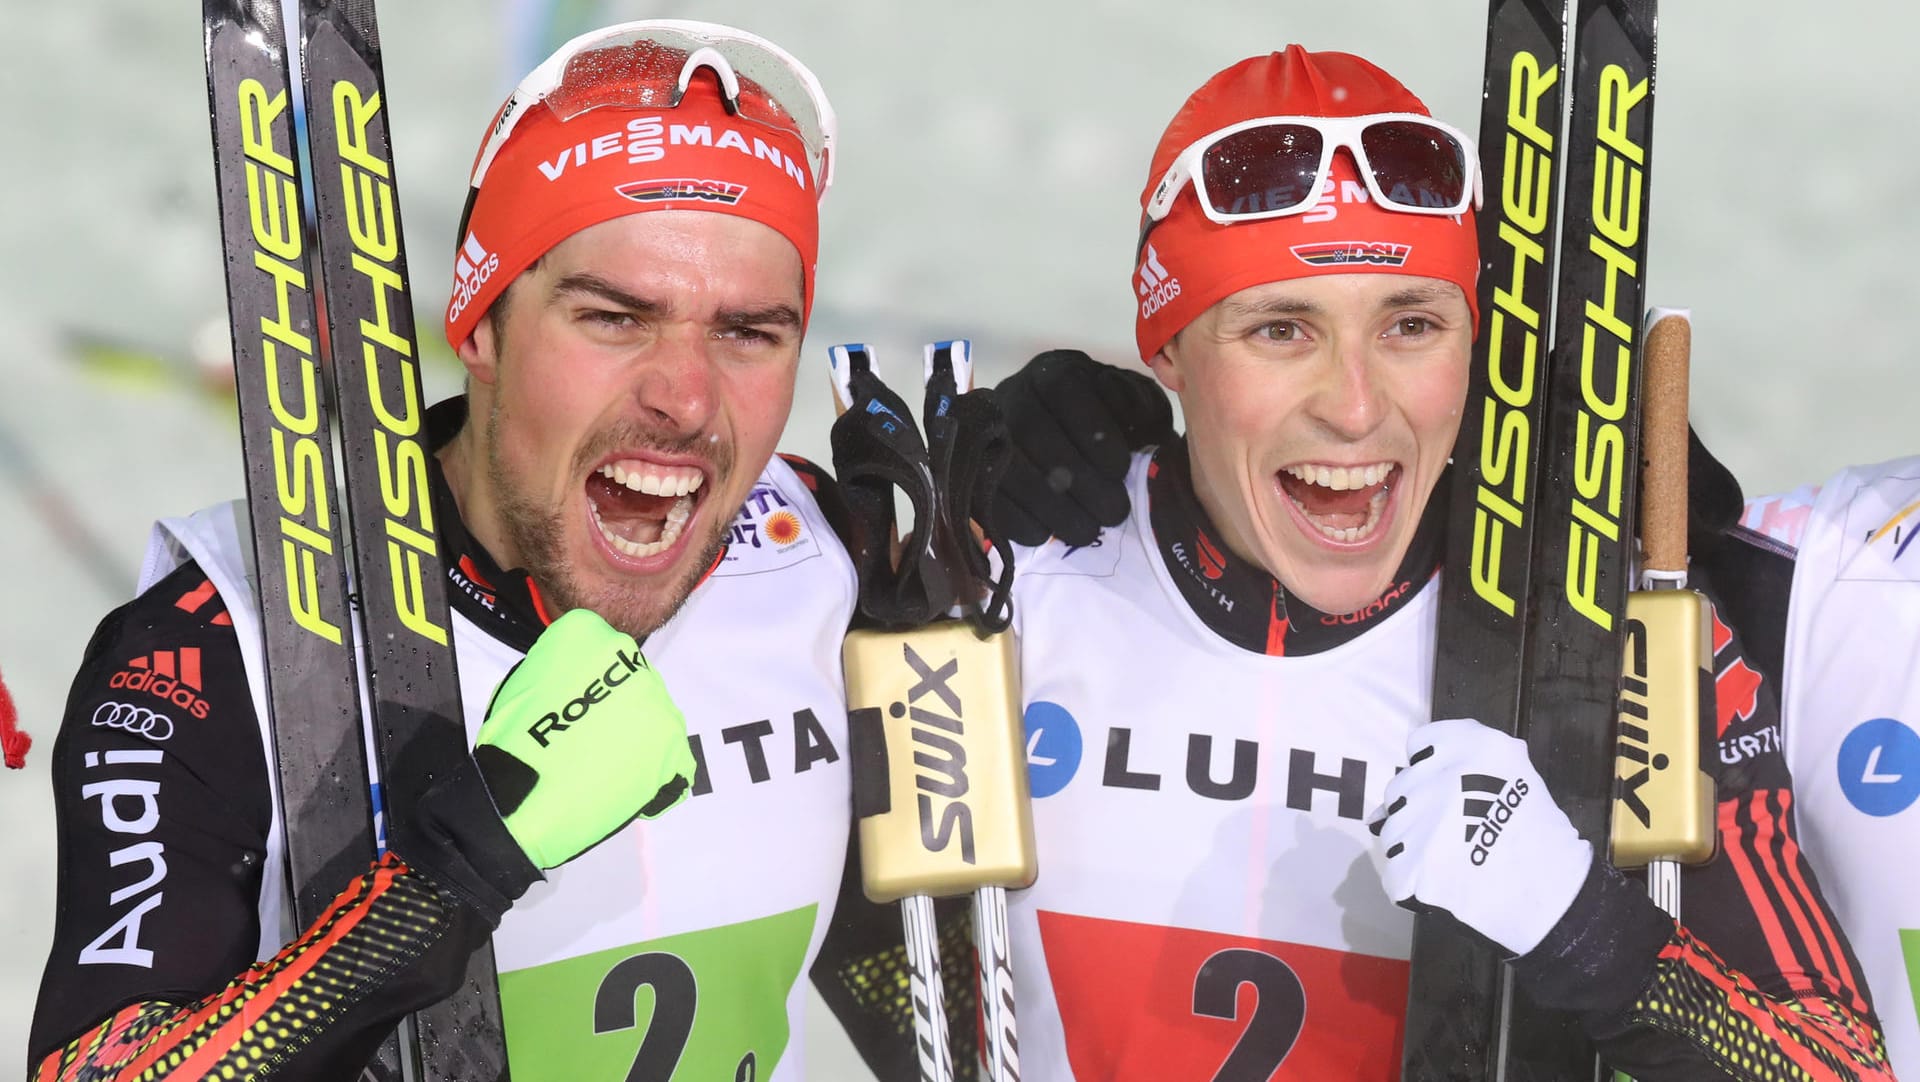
[466,19,837,200]
[1143,112,1481,231]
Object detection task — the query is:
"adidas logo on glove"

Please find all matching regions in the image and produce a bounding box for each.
[1461,772,1530,866]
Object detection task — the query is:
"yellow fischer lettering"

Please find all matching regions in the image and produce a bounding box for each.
[1470,48,1558,619]
[237,79,294,174]
[387,538,449,647]
[335,79,448,647]
[331,82,390,178]
[245,165,301,262]
[1503,53,1558,232]
[353,253,411,356]
[284,540,343,644]
[1564,60,1651,633]
[237,78,341,646]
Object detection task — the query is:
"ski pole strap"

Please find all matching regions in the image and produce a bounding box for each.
[829,351,953,630]
[923,380,1015,635]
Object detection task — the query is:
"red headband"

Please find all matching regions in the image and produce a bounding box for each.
[445,76,819,349]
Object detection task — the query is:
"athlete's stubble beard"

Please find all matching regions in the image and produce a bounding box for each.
[484,388,734,640]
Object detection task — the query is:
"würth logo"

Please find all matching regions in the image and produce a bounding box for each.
[1462,772,1528,865]
[109,649,210,720]
[617,178,749,205]
[447,231,501,323]
[1290,241,1412,267]
[1137,243,1182,318]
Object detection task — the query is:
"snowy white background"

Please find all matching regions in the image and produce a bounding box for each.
[3,0,1915,1074]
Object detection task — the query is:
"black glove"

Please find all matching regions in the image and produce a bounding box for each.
[1687,422,1744,554]
[992,349,1175,546]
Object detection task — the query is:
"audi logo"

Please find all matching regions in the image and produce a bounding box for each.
[91,701,175,741]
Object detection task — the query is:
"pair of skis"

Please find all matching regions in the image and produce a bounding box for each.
[202,1,504,1078]
[1408,0,1666,1079]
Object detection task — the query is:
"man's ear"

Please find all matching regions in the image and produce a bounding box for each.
[1146,337,1185,394]
[456,311,499,387]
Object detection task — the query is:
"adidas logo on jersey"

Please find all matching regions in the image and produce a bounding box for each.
[447,231,501,323]
[1462,772,1529,865]
[1137,243,1182,319]
[109,649,210,720]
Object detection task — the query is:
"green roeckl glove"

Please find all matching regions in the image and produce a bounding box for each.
[473,608,695,869]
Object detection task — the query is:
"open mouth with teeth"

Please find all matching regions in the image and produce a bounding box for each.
[586,459,705,560]
[1276,462,1399,545]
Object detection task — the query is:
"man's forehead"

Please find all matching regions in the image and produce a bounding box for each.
[1217,274,1467,316]
[533,214,804,315]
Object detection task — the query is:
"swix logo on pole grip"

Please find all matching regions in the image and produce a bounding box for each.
[527,648,647,747]
[900,643,977,865]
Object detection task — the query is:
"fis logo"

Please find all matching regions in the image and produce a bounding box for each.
[901,643,976,865]
[617,178,749,205]
[1137,243,1182,319]
[110,649,210,720]
[1462,772,1529,865]
[1289,241,1413,267]
[448,231,501,324]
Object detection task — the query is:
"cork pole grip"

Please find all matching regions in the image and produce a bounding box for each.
[1641,308,1692,574]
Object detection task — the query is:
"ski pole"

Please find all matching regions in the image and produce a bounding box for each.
[1609,308,1716,913]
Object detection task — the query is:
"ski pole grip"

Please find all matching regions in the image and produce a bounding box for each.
[1640,308,1692,575]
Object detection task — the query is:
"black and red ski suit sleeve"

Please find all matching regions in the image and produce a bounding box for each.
[1509,526,1892,1080]
[27,561,537,1082]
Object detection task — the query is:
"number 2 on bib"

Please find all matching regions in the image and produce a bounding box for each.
[1193,948,1306,1082]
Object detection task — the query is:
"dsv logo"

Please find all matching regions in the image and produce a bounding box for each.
[92,702,174,741]
[1462,772,1529,865]
[901,643,976,865]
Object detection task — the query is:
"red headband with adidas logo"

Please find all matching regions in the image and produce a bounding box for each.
[1133,47,1479,362]
[444,74,820,349]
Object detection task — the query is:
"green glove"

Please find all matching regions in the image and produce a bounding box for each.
[473,608,695,869]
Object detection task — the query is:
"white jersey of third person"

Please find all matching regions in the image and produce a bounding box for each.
[1751,455,1920,1074]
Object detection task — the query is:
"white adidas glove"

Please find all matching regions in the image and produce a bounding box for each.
[1369,718,1593,957]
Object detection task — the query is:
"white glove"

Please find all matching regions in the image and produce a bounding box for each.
[1369,718,1593,957]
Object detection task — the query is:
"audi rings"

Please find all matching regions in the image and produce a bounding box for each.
[92,701,175,741]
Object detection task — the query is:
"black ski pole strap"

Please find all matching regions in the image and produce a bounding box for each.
[829,359,953,630]
[925,383,1016,634]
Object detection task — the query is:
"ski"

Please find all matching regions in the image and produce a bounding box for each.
[295,0,508,1077]
[1409,0,1661,1077]
[1500,1,1660,1076]
[1404,1,1570,1077]
[199,2,403,1079]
